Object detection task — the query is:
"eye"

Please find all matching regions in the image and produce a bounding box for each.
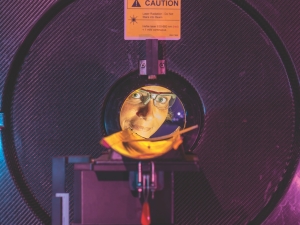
[156,96,167,104]
[132,92,142,99]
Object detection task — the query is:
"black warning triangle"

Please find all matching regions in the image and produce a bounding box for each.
[132,0,141,7]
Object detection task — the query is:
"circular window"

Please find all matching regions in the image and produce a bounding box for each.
[102,71,204,153]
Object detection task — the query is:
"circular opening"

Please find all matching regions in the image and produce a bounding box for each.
[102,70,204,153]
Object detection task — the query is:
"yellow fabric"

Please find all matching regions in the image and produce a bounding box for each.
[100,128,182,159]
[100,125,198,160]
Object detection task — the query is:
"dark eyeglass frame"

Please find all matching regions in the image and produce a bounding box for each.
[129,88,176,109]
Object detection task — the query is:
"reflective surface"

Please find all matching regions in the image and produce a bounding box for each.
[119,85,186,138]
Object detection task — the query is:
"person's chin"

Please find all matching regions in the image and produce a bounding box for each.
[135,131,152,138]
[131,125,153,138]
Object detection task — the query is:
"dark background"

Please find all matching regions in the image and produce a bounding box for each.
[0,0,299,224]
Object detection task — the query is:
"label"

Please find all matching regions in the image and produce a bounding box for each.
[124,0,181,40]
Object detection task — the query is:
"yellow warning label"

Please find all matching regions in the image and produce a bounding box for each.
[124,0,181,40]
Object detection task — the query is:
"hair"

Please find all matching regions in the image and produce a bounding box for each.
[166,110,173,121]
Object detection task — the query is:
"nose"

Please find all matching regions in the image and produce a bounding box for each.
[136,99,155,120]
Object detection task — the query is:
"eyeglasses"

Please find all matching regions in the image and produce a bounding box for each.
[126,88,176,109]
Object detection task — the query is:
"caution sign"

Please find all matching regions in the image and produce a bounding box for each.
[124,0,181,40]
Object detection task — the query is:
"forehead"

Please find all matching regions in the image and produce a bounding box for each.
[142,85,171,92]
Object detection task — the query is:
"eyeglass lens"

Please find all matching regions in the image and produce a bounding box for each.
[128,90,175,109]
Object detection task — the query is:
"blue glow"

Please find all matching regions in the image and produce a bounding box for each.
[0,133,3,161]
[0,113,3,127]
[0,131,7,178]
[0,112,6,178]
[203,104,206,115]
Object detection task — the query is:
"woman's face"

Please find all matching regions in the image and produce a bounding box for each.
[120,86,174,138]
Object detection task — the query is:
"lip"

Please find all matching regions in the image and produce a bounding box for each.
[130,124,151,132]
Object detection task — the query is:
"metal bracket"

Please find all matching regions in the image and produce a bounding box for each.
[139,39,166,78]
[55,193,69,225]
[135,161,158,199]
[150,161,156,198]
[52,156,91,225]
[137,161,143,198]
[139,60,166,76]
